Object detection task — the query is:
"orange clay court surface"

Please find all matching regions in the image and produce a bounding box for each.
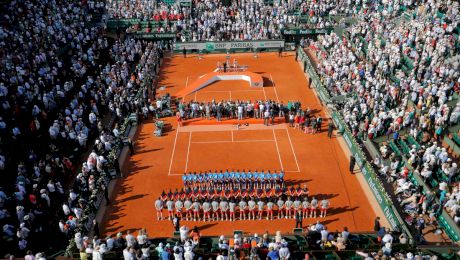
[101,52,376,237]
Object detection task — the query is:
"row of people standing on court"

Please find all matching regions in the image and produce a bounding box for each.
[160,185,308,202]
[182,170,285,190]
[155,195,330,221]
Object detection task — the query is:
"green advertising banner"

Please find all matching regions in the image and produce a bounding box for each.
[131,32,176,39]
[174,40,285,51]
[331,111,403,231]
[282,27,334,36]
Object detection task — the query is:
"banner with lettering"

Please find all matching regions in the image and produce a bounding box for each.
[282,28,334,36]
[132,32,177,39]
[174,40,285,51]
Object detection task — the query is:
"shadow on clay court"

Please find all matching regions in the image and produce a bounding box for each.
[128,164,154,174]
[262,76,274,87]
[116,194,149,204]
[313,193,339,200]
[327,206,359,215]
[196,223,219,231]
[285,179,312,186]
[135,147,163,155]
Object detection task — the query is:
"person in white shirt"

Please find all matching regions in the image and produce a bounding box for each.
[179,225,189,242]
[123,246,135,260]
[382,228,393,244]
[320,226,329,242]
[106,235,115,250]
[279,243,291,259]
[125,231,136,247]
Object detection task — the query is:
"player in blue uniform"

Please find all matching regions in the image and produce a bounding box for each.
[247,170,253,189]
[235,170,241,189]
[253,170,260,189]
[223,170,229,189]
[279,170,285,188]
[182,173,187,187]
[229,170,235,189]
[259,171,265,189]
[241,170,247,189]
[265,172,273,190]
[212,171,218,189]
[192,172,198,189]
[272,172,279,189]
[217,171,224,189]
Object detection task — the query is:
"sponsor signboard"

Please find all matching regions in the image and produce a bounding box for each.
[174,40,285,51]
[132,32,176,39]
[282,28,334,36]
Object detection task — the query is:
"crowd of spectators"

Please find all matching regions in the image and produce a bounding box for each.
[308,0,460,239]
[1,0,460,258]
[107,0,344,41]
[51,221,438,260]
[0,0,166,256]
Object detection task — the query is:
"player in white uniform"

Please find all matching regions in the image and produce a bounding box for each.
[166,199,174,220]
[320,198,330,218]
[302,198,310,219]
[267,200,274,220]
[257,199,265,220]
[192,200,201,221]
[220,199,229,221]
[184,199,192,220]
[155,197,163,220]
[211,200,220,221]
[238,199,247,220]
[310,197,318,218]
[293,197,301,216]
[285,197,293,219]
[248,198,256,220]
[202,201,212,221]
[175,200,184,219]
[277,198,285,219]
[229,200,237,221]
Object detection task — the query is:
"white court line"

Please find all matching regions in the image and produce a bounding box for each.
[285,170,301,173]
[272,129,284,171]
[184,131,192,172]
[270,74,280,103]
[191,140,274,144]
[168,127,180,176]
[285,128,300,172]
[229,91,232,101]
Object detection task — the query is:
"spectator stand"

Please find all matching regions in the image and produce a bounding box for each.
[296,48,414,243]
[299,43,460,244]
[63,230,460,259]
